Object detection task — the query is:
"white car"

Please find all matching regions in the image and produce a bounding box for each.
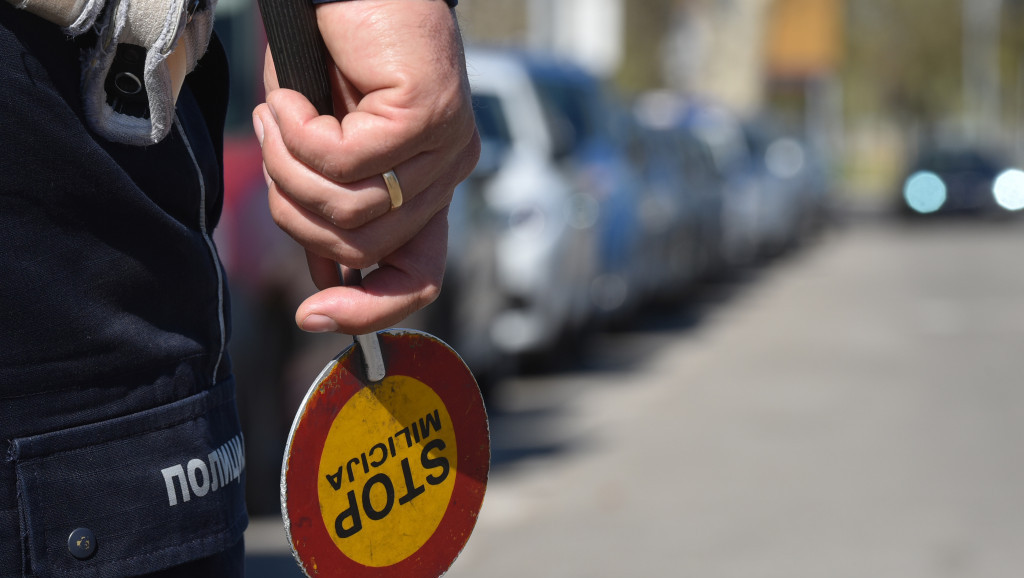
[464,48,598,359]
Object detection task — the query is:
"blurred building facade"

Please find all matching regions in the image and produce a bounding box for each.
[457,0,843,117]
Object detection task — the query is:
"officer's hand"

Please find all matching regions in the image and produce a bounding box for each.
[252,0,480,335]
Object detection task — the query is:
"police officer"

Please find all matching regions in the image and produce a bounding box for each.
[0,0,478,575]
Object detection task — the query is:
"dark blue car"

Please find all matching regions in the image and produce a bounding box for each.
[900,145,1024,216]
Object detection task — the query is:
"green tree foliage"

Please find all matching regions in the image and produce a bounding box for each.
[615,0,677,93]
[843,0,962,122]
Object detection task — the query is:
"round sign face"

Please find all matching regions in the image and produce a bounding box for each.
[283,329,489,578]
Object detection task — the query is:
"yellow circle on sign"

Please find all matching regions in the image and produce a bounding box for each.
[317,375,458,567]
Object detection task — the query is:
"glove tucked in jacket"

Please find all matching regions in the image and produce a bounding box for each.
[6,0,215,145]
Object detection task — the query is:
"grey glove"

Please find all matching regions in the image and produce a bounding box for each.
[7,0,105,34]
[8,0,216,145]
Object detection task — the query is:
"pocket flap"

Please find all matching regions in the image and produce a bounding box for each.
[10,380,247,578]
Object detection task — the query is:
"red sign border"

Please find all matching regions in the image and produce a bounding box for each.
[283,329,490,577]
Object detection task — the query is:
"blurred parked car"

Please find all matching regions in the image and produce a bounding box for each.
[740,119,819,255]
[456,48,599,360]
[674,122,727,279]
[897,143,1024,217]
[674,100,766,268]
[522,53,647,325]
[625,109,702,302]
[410,174,508,389]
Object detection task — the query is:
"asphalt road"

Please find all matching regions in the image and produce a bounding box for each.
[245,214,1024,577]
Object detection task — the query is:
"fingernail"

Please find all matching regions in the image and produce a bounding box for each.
[301,314,339,333]
[252,113,264,147]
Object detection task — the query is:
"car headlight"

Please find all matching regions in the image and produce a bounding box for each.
[992,169,1024,211]
[903,171,946,214]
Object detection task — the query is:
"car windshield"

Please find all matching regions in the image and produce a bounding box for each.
[917,149,1000,174]
[472,94,512,147]
[530,75,613,153]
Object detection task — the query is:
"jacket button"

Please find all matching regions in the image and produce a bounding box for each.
[67,528,96,560]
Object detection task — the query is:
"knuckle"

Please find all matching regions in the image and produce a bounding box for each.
[333,243,376,271]
[419,283,442,308]
[326,200,367,230]
[318,156,350,184]
[267,189,290,228]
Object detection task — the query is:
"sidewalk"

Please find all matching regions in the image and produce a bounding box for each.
[246,220,1024,577]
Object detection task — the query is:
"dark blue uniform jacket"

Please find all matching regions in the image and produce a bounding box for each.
[0,3,248,576]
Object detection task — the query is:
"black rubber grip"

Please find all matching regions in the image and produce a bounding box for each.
[256,0,334,116]
[257,0,365,288]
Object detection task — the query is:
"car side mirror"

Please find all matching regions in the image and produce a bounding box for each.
[473,137,507,179]
[548,116,577,161]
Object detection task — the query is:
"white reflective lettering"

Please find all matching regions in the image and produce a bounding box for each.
[187,458,210,497]
[234,436,246,472]
[208,451,222,492]
[160,435,245,507]
[161,465,190,507]
[227,437,240,480]
[229,436,244,479]
[216,446,233,483]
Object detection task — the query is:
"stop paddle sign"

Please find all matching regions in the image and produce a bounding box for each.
[254,0,490,574]
[282,330,489,577]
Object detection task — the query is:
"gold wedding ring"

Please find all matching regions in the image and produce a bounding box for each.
[382,169,403,210]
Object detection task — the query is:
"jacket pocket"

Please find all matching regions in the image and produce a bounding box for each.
[9,379,247,578]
